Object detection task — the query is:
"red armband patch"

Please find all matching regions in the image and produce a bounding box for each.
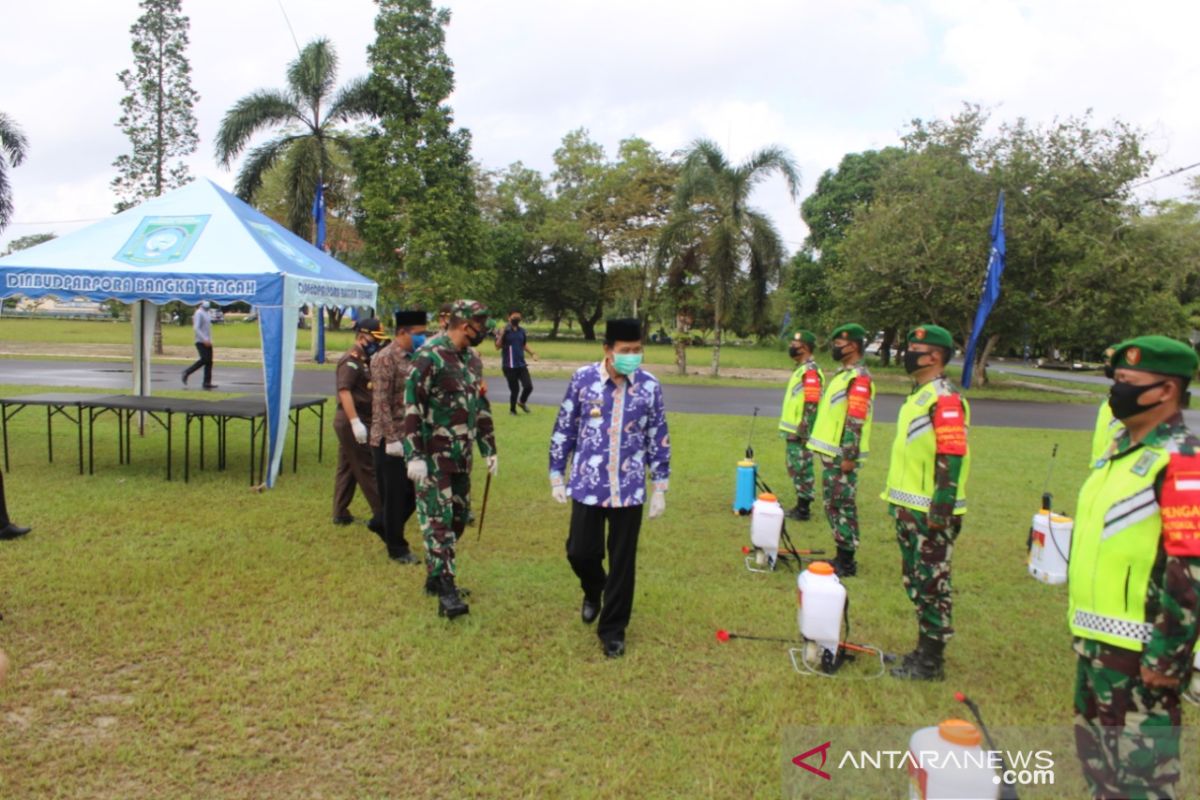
[846,376,871,420]
[803,369,822,403]
[933,395,967,456]
[1161,453,1200,557]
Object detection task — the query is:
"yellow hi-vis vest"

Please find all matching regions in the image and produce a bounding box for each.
[807,364,874,460]
[881,378,970,515]
[1090,400,1124,466]
[779,360,823,436]
[1068,439,1173,651]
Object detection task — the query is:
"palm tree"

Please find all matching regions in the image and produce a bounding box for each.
[667,139,800,376]
[0,111,29,233]
[215,38,372,242]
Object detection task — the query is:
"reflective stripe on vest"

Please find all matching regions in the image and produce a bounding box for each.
[881,379,970,515]
[808,366,873,460]
[1068,442,1169,651]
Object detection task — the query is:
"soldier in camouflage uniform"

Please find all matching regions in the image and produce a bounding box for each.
[779,330,823,521]
[402,300,498,619]
[880,326,969,681]
[1068,336,1200,799]
[807,324,875,577]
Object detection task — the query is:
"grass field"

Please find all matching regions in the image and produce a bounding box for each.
[0,380,1160,797]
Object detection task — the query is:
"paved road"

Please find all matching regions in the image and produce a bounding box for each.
[0,358,1125,430]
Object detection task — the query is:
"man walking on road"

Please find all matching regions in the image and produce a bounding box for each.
[182,301,217,389]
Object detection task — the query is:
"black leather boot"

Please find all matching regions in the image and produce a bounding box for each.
[437,574,469,619]
[833,548,857,577]
[890,636,944,681]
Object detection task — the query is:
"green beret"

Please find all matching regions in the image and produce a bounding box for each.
[791,330,816,347]
[1111,335,1199,379]
[907,324,954,350]
[450,299,490,320]
[830,323,867,343]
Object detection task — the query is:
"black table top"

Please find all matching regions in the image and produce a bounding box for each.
[0,392,125,406]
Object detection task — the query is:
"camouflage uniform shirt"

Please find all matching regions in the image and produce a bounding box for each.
[401,333,497,474]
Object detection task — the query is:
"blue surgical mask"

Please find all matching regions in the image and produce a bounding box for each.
[410,333,427,351]
[613,353,643,375]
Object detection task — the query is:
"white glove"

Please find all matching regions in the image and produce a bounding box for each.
[648,490,666,519]
[351,418,368,444]
[551,485,567,504]
[486,455,498,476]
[385,440,404,457]
[407,459,428,483]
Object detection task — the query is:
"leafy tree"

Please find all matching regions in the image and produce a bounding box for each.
[355,0,485,307]
[111,0,199,212]
[216,38,371,243]
[1,231,53,257]
[0,111,28,233]
[665,139,800,375]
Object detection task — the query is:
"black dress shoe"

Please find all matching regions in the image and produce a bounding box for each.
[181,369,189,386]
[0,522,30,540]
[603,639,625,659]
[202,383,219,390]
[581,597,600,624]
[367,518,385,536]
[518,402,530,414]
[390,551,419,565]
[332,515,355,525]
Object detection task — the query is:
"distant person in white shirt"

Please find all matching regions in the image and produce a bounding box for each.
[182,301,217,389]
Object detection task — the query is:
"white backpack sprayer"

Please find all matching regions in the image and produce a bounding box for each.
[1027,444,1073,584]
[907,692,1021,799]
[716,560,893,678]
[734,408,825,573]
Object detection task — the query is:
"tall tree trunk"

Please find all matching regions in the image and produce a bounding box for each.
[710,293,723,377]
[153,313,164,355]
[675,338,687,375]
[578,315,596,341]
[550,311,562,339]
[972,333,1001,387]
[879,327,896,367]
[327,308,344,330]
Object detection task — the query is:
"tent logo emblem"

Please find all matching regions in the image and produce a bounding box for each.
[115,215,210,266]
[247,222,321,274]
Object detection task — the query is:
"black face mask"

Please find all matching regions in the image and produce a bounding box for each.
[903,350,928,375]
[468,326,487,347]
[788,345,803,360]
[831,344,849,361]
[511,318,521,328]
[1108,380,1167,420]
[362,338,384,358]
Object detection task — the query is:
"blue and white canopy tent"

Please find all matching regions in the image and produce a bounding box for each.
[0,179,378,487]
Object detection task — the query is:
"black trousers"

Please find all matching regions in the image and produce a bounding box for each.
[502,366,533,411]
[332,413,381,519]
[373,444,416,557]
[566,500,643,644]
[184,342,214,385]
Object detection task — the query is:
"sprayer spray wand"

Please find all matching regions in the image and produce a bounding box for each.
[955,691,1020,800]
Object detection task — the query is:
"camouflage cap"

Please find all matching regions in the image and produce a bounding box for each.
[1112,335,1200,379]
[450,299,490,320]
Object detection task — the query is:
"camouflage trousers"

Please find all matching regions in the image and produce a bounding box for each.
[820,457,860,551]
[414,469,471,578]
[785,438,815,503]
[1074,638,1183,799]
[892,506,961,642]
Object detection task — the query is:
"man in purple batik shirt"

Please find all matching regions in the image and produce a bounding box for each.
[548,318,671,659]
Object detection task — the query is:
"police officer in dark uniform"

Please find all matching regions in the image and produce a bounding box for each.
[333,318,387,530]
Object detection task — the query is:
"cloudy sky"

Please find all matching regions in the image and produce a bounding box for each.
[2,0,1198,254]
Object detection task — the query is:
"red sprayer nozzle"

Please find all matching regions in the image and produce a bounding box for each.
[741,546,752,554]
[954,691,966,703]
[716,629,731,642]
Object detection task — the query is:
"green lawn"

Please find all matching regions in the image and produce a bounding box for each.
[0,381,1160,797]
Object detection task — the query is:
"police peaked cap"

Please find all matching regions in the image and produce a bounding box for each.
[354,317,387,340]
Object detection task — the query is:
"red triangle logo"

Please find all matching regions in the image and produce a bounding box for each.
[792,741,832,780]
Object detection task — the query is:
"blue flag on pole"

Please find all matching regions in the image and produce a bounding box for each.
[962,191,1006,388]
[312,181,327,363]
